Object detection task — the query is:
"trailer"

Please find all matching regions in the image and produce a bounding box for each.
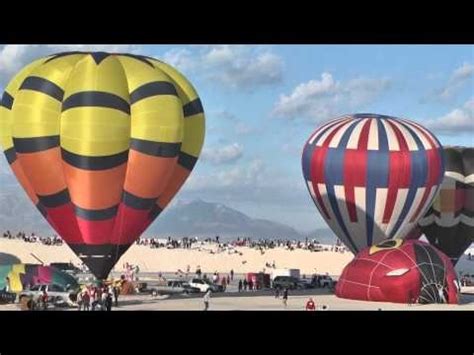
[271,268,300,280]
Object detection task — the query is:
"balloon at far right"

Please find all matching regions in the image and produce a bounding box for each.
[418,147,474,265]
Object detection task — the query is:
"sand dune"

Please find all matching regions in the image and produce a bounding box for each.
[0,239,353,275]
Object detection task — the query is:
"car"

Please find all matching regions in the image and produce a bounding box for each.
[151,280,200,296]
[188,278,224,293]
[18,284,78,308]
[460,274,474,287]
[272,276,299,290]
[49,262,82,275]
[296,279,314,289]
[311,274,334,288]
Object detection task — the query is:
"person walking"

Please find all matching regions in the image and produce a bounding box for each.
[282,288,289,308]
[203,289,211,311]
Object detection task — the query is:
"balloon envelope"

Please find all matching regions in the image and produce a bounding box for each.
[0,52,205,279]
[302,113,444,253]
[418,147,474,265]
[336,239,459,304]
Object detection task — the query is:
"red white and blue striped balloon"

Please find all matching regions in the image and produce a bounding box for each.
[302,113,445,254]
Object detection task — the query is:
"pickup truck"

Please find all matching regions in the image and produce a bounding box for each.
[151,280,200,296]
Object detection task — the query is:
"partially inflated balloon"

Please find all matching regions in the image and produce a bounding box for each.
[0,52,205,279]
[302,114,444,253]
[418,147,474,265]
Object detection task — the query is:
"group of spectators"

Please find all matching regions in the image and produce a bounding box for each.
[2,230,63,246]
[133,234,348,254]
[77,283,120,311]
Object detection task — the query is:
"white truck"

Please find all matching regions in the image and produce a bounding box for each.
[271,268,300,280]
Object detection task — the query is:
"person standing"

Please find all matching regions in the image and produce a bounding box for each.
[83,290,90,311]
[226,275,230,286]
[238,280,243,292]
[243,278,248,291]
[305,298,316,311]
[113,285,119,307]
[282,288,289,308]
[248,279,253,291]
[203,289,211,311]
[222,277,227,291]
[230,269,234,281]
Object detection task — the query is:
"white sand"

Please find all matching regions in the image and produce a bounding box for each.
[0,239,352,275]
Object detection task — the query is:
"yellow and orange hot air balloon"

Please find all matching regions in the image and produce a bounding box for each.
[0,52,205,279]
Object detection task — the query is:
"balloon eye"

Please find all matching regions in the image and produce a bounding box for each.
[369,239,404,255]
[386,268,409,276]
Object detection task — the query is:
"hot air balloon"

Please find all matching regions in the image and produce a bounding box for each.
[336,239,459,304]
[302,114,445,254]
[0,52,205,279]
[417,147,474,265]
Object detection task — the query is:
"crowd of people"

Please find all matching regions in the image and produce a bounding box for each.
[2,230,63,246]
[133,234,348,254]
[76,283,120,311]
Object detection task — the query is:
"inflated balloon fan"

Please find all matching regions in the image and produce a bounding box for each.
[0,52,205,279]
[302,113,445,254]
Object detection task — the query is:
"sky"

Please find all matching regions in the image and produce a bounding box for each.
[0,45,472,233]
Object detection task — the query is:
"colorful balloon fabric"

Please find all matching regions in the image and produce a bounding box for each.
[0,52,205,279]
[302,114,445,254]
[0,264,79,293]
[335,239,459,304]
[418,147,474,265]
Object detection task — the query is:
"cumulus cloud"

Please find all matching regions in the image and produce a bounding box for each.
[0,45,142,87]
[200,143,244,165]
[213,110,256,136]
[425,98,474,134]
[436,62,474,100]
[163,45,284,90]
[271,72,391,123]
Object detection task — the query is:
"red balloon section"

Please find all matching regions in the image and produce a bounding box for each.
[336,239,459,304]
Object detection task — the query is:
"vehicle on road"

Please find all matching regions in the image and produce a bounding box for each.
[18,284,77,307]
[272,276,299,290]
[151,280,200,296]
[189,278,224,293]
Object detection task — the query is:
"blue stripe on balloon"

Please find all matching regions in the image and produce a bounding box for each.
[311,118,346,145]
[301,142,313,181]
[388,184,417,239]
[365,185,376,246]
[410,150,428,188]
[324,183,358,253]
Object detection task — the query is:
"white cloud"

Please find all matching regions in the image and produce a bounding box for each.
[437,62,474,100]
[163,45,284,90]
[200,143,244,165]
[272,72,390,123]
[425,98,474,134]
[0,45,142,87]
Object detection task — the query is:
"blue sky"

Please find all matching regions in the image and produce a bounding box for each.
[0,45,472,233]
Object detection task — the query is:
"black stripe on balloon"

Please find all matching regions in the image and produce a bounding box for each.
[89,52,110,65]
[62,91,130,115]
[122,191,157,210]
[19,76,65,102]
[68,244,132,280]
[130,81,178,104]
[130,139,181,158]
[148,204,163,220]
[116,53,155,68]
[44,51,85,64]
[74,204,118,221]
[36,203,47,218]
[1,91,14,109]
[37,189,71,208]
[183,98,204,117]
[178,151,198,171]
[61,148,128,170]
[4,147,17,164]
[13,136,60,153]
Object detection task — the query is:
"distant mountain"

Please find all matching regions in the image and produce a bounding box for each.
[147,199,303,239]
[0,188,305,239]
